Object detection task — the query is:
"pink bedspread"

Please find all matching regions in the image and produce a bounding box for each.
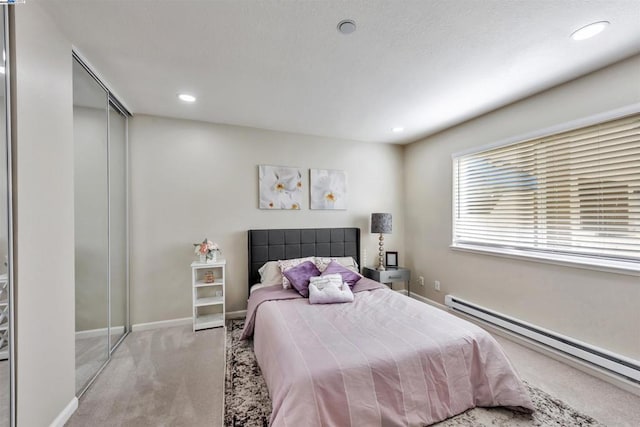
[241,279,533,426]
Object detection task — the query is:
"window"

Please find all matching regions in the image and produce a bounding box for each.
[452,112,640,273]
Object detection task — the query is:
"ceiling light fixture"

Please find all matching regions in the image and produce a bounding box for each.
[392,127,404,133]
[337,19,356,35]
[570,21,610,41]
[178,93,196,103]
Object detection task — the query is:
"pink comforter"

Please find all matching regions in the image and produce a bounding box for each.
[241,279,533,426]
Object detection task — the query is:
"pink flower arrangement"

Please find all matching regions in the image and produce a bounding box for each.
[193,238,221,261]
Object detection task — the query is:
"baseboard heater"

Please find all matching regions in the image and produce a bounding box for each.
[444,295,640,384]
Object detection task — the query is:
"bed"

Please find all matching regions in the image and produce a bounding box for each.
[243,228,533,426]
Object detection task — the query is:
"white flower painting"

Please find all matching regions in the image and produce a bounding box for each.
[310,169,347,210]
[259,165,303,210]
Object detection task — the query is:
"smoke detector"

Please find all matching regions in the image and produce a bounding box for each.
[337,19,356,35]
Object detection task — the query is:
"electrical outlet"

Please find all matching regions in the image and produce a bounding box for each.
[434,280,441,291]
[418,276,425,286]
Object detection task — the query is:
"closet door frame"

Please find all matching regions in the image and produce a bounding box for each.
[73,51,131,397]
[107,98,129,354]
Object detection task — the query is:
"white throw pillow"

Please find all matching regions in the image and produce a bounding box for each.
[308,273,343,290]
[308,275,354,304]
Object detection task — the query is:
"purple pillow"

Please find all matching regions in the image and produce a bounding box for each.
[283,261,321,297]
[321,261,362,287]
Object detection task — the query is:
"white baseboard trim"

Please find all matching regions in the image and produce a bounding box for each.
[131,317,191,332]
[131,312,249,332]
[409,291,448,310]
[49,397,78,427]
[75,325,125,339]
[408,292,640,397]
[226,310,247,320]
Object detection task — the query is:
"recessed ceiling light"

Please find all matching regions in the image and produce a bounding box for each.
[392,127,404,133]
[178,93,196,102]
[337,19,356,35]
[570,21,609,41]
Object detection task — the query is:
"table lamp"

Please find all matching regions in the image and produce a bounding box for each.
[371,213,392,271]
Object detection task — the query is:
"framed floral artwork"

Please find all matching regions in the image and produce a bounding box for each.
[310,169,347,210]
[259,165,303,209]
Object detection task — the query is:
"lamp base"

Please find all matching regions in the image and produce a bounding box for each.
[376,233,386,271]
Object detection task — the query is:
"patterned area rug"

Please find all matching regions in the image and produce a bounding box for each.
[225,320,603,427]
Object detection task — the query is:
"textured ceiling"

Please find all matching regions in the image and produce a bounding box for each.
[40,0,640,144]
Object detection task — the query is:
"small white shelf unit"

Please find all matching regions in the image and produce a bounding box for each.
[190,259,226,331]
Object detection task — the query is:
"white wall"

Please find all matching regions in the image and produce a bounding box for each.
[12,3,76,425]
[404,55,640,360]
[129,115,405,323]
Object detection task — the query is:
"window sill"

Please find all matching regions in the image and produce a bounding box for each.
[450,244,640,277]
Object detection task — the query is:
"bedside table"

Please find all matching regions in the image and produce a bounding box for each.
[191,259,226,331]
[362,267,411,295]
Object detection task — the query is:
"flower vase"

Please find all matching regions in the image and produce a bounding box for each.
[199,254,207,263]
[207,253,217,263]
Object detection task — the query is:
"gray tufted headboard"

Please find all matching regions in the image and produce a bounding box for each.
[247,228,360,292]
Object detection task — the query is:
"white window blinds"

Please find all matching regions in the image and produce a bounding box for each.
[453,112,640,267]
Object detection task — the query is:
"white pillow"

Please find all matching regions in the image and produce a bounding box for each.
[277,256,315,289]
[308,275,354,304]
[315,257,359,273]
[308,273,343,289]
[258,261,283,286]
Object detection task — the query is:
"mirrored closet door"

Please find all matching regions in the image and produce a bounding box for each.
[73,55,130,396]
[73,58,110,395]
[0,6,13,427]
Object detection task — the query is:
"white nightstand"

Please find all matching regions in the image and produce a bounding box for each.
[191,259,226,331]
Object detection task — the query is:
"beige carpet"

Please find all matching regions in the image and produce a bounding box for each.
[66,325,225,427]
[493,334,640,427]
[67,318,640,427]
